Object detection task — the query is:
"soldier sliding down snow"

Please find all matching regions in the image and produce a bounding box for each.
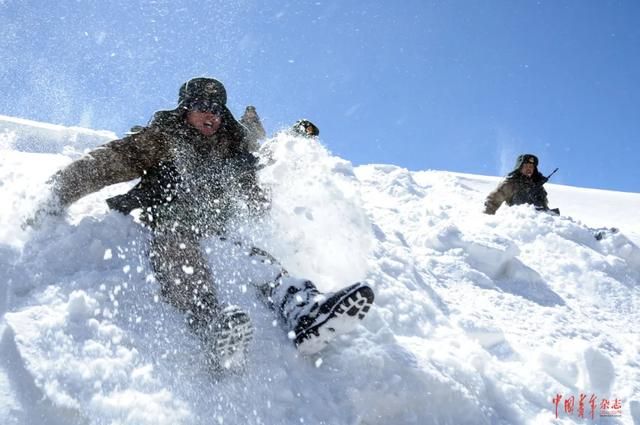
[26,77,374,371]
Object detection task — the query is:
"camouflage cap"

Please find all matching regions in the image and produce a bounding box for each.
[178,77,227,107]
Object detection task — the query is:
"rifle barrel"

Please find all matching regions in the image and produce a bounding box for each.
[547,167,559,180]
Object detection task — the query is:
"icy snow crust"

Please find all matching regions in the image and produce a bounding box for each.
[1,117,639,424]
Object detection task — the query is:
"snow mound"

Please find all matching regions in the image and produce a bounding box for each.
[0,114,114,155]
[1,117,639,424]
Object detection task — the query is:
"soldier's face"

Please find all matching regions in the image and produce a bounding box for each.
[186,111,222,136]
[520,163,535,177]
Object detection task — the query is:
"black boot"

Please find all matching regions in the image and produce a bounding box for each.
[277,281,374,355]
[208,305,253,371]
[190,301,253,372]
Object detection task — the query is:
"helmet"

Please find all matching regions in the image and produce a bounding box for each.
[292,119,319,137]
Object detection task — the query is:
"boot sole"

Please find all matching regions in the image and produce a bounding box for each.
[295,284,374,355]
[212,314,254,371]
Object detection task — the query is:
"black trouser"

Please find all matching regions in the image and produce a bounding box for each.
[148,228,317,335]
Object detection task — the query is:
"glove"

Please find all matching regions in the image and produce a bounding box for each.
[22,195,64,230]
[247,186,272,218]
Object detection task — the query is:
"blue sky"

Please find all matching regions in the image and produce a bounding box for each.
[1,0,638,192]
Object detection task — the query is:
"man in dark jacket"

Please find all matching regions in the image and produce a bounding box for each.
[484,154,553,215]
[28,77,374,370]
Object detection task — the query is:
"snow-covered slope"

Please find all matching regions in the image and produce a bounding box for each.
[1,116,639,425]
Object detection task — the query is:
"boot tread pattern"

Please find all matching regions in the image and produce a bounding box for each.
[295,283,374,355]
[209,308,253,372]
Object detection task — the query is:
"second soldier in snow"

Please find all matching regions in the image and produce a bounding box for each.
[484,154,558,215]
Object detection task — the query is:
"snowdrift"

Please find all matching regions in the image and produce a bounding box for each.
[1,116,639,425]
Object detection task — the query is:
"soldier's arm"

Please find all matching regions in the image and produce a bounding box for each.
[483,180,511,215]
[539,186,550,209]
[51,128,166,207]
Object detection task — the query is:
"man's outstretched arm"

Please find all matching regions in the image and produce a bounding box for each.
[25,129,167,227]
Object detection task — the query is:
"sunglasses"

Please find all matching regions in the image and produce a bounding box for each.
[186,99,224,114]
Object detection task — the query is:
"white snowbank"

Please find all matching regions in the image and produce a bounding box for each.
[0,117,639,424]
[0,114,115,155]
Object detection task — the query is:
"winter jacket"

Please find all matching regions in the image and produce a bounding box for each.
[50,108,266,233]
[484,171,549,215]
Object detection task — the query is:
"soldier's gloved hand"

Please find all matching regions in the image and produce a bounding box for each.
[22,195,64,230]
[247,187,272,218]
